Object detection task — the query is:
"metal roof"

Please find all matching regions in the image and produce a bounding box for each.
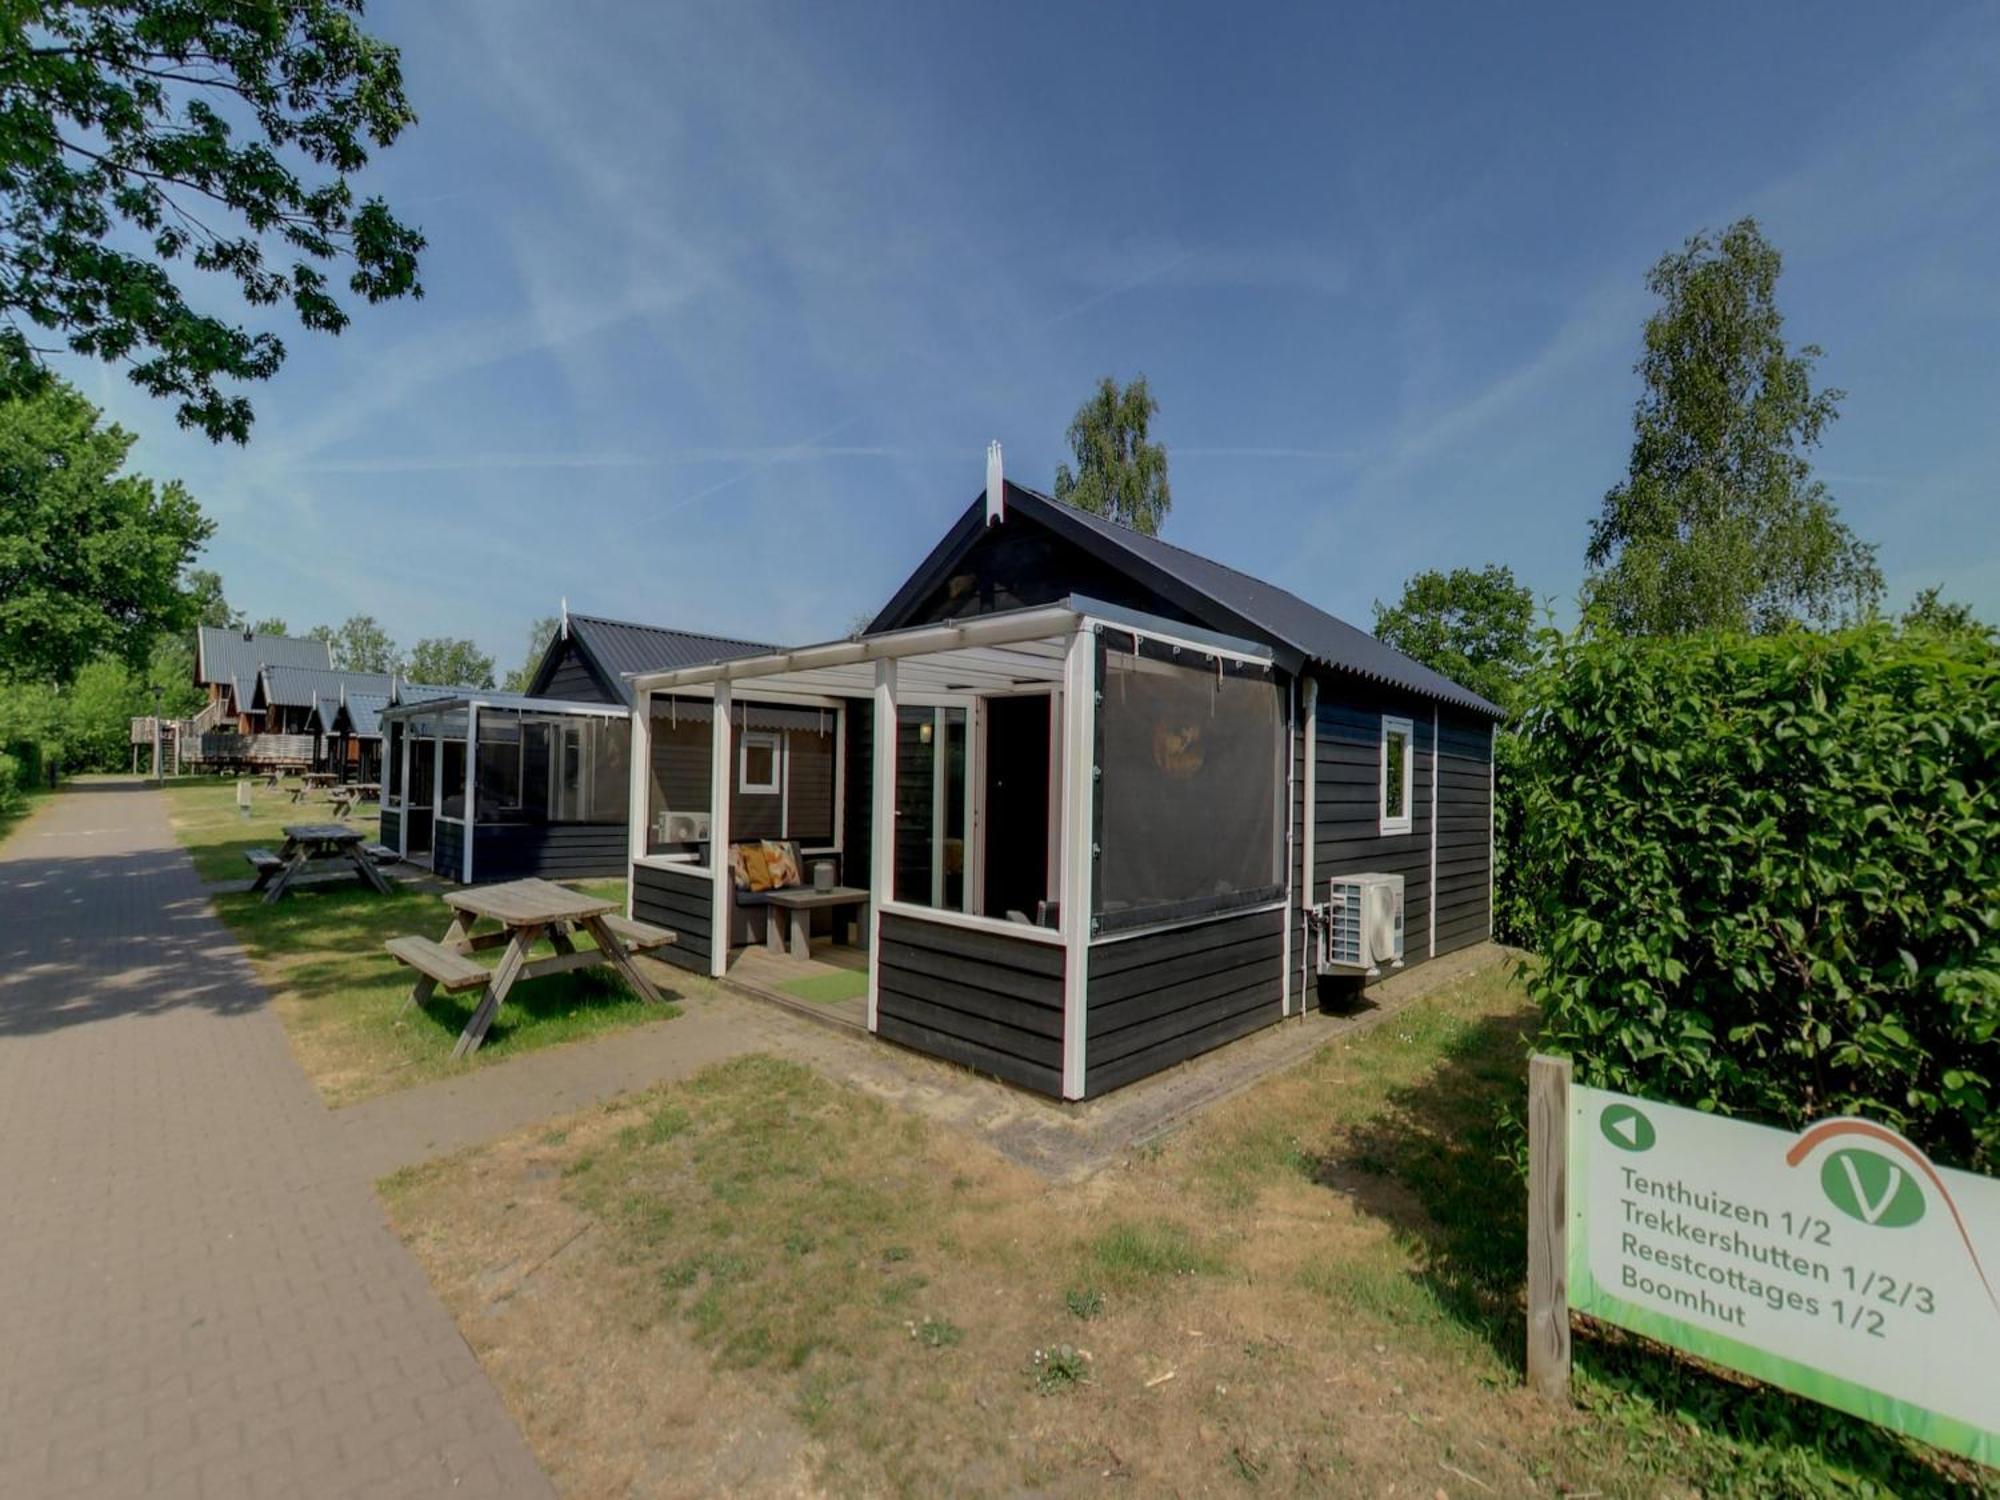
[196,626,330,687]
[542,612,775,707]
[335,692,389,739]
[871,483,1503,717]
[256,664,393,710]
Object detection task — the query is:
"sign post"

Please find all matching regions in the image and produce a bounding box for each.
[1531,1055,2000,1469]
[1526,1054,1571,1401]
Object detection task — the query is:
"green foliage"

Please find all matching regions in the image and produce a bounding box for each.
[0,378,212,682]
[1029,1342,1089,1395]
[1585,218,1881,636]
[1053,373,1170,535]
[1372,564,1535,713]
[501,614,559,692]
[1063,1285,1104,1321]
[310,613,396,672]
[1901,586,1993,642]
[249,615,289,636]
[1514,625,1999,1171]
[0,0,425,442]
[405,635,493,688]
[182,567,237,627]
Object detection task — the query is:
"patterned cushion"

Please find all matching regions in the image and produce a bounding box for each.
[762,840,801,889]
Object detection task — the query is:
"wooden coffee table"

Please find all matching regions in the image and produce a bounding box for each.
[763,885,870,959]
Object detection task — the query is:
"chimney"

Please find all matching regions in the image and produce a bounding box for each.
[984,441,1005,526]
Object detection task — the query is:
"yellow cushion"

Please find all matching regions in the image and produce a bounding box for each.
[736,844,773,892]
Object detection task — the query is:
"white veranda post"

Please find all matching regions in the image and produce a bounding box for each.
[709,681,732,979]
[867,657,897,1033]
[1058,624,1096,1100]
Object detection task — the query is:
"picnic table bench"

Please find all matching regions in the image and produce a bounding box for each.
[246,823,394,904]
[384,878,677,1059]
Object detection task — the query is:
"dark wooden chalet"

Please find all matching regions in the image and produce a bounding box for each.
[375,615,773,884]
[625,451,1502,1100]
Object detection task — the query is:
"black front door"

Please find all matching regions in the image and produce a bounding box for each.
[981,694,1049,920]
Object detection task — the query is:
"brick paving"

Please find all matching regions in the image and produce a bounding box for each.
[0,783,554,1499]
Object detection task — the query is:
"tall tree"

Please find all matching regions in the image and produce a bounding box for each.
[1054,374,1171,535]
[1899,586,1992,641]
[501,614,559,692]
[1372,564,1536,713]
[249,616,289,637]
[406,635,493,688]
[310,614,395,672]
[182,567,238,628]
[1585,218,1881,635]
[0,378,210,682]
[0,1,426,442]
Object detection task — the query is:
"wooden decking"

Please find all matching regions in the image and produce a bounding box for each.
[723,939,868,1032]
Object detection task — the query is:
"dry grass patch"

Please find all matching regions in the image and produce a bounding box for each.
[384,962,1990,1498]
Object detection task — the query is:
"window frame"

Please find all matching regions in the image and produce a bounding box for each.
[1379,715,1414,836]
[738,729,781,795]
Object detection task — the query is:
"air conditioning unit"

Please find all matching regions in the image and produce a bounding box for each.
[655,810,711,844]
[1314,873,1405,977]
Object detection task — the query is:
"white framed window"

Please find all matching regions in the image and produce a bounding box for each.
[739,730,780,794]
[1379,715,1414,836]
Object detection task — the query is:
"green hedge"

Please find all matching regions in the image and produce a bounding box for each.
[1516,625,1999,1173]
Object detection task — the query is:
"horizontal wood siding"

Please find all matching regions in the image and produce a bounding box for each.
[1084,905,1285,1095]
[1311,680,1443,970]
[632,862,712,973]
[874,911,1064,1095]
[472,823,627,882]
[540,639,616,704]
[1433,709,1493,955]
[432,820,465,880]
[379,807,401,850]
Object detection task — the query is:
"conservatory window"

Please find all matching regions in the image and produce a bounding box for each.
[1380,716,1413,836]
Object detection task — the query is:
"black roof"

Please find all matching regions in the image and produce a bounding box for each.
[871,483,1503,717]
[531,612,774,708]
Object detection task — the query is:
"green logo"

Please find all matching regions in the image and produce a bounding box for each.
[1820,1149,1926,1228]
[1599,1103,1656,1153]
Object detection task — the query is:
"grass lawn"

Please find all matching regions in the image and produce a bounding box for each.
[382,960,1994,1498]
[166,778,698,1106]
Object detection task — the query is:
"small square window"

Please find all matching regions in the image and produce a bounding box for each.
[739,731,780,795]
[1380,716,1413,836]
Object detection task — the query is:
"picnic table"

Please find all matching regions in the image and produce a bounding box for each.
[384,878,677,1059]
[328,781,381,819]
[290,771,338,803]
[247,823,394,904]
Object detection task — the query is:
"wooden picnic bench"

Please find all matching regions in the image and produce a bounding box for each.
[247,823,394,904]
[384,878,677,1059]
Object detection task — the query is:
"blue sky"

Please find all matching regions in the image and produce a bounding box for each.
[60,1,2000,675]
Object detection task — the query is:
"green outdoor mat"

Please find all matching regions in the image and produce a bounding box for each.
[776,969,867,1005]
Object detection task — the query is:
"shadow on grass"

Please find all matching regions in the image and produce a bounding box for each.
[1324,1009,1987,1497]
[210,881,687,1059]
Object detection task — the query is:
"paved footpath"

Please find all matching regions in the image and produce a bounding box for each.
[0,783,555,1499]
